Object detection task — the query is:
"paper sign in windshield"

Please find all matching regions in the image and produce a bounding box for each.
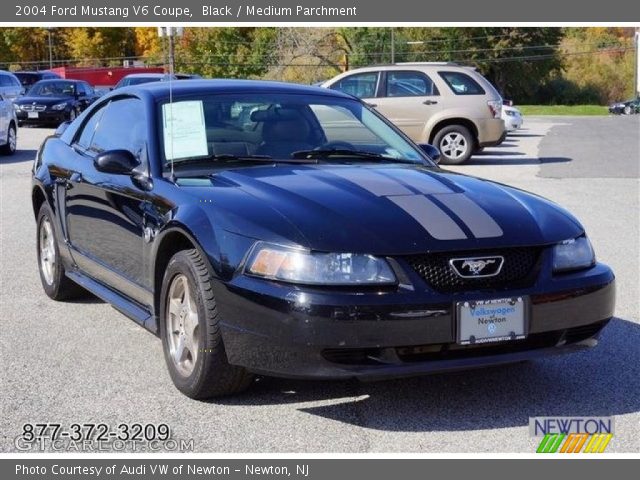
[162,100,208,160]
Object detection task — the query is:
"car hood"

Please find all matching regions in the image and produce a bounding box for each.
[15,95,72,105]
[189,163,584,254]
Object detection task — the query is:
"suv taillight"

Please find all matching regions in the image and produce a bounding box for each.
[487,100,502,119]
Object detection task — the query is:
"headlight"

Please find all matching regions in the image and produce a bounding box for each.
[553,236,595,273]
[51,103,68,111]
[13,103,21,110]
[245,243,397,285]
[505,110,516,117]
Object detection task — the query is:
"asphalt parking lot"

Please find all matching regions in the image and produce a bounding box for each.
[1,116,638,453]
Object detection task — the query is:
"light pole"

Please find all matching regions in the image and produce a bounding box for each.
[45,28,53,69]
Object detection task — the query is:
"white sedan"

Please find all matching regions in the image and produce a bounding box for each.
[502,104,523,131]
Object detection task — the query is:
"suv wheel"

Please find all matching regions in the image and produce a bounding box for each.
[433,125,474,165]
[160,249,254,399]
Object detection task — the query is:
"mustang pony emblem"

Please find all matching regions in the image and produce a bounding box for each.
[461,259,496,275]
[450,256,504,278]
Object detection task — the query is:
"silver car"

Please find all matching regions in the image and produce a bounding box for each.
[0,92,17,155]
[0,70,24,102]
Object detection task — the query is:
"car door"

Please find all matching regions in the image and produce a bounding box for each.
[372,70,442,142]
[64,96,151,306]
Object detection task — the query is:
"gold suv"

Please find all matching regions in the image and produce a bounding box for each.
[322,63,506,164]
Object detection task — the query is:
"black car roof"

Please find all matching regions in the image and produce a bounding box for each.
[115,79,353,101]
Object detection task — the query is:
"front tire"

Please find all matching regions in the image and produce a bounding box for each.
[160,249,253,399]
[0,123,16,155]
[433,125,474,165]
[623,105,632,115]
[36,203,83,300]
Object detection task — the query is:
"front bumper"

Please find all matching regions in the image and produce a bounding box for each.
[504,116,523,131]
[16,110,68,124]
[214,257,615,380]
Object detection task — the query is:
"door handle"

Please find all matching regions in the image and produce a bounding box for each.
[423,100,438,105]
[366,103,377,108]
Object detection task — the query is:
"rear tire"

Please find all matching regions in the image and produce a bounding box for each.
[0,123,16,155]
[36,203,84,300]
[160,249,254,399]
[433,125,474,165]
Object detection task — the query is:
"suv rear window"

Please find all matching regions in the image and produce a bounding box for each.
[438,71,485,95]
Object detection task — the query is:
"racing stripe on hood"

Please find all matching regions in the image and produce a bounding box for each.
[329,168,413,196]
[388,195,467,240]
[434,193,503,238]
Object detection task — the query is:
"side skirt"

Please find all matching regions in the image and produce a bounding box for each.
[65,270,159,335]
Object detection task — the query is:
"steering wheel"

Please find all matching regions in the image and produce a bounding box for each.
[317,141,355,151]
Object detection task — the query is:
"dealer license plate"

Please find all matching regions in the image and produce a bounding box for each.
[27,112,39,119]
[457,297,527,345]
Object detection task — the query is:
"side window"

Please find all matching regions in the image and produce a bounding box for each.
[0,75,11,87]
[83,83,94,95]
[386,71,438,97]
[75,103,108,150]
[11,76,21,87]
[329,72,379,99]
[89,98,146,157]
[438,71,485,95]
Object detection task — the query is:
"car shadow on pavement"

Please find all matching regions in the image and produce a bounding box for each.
[466,156,571,166]
[1,149,37,164]
[508,133,545,138]
[218,317,640,432]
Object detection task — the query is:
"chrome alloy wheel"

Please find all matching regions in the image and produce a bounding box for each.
[8,126,16,153]
[166,274,200,377]
[440,132,469,160]
[39,218,56,285]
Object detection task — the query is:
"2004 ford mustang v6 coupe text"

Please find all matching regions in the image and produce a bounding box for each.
[32,80,615,398]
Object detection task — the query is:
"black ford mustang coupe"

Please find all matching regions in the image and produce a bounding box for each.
[32,80,615,398]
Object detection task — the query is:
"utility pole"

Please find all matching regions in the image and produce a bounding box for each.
[45,28,53,69]
[635,27,639,98]
[390,28,395,64]
[158,27,184,74]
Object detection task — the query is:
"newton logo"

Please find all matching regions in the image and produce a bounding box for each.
[529,417,614,453]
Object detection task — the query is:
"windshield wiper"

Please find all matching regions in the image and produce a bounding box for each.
[291,149,413,163]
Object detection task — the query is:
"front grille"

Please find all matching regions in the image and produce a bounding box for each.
[21,104,46,112]
[405,247,542,293]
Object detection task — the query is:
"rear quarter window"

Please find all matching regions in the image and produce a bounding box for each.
[438,71,485,95]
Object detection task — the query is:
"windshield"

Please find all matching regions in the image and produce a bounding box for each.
[159,93,430,168]
[120,77,163,88]
[15,73,39,87]
[28,81,76,97]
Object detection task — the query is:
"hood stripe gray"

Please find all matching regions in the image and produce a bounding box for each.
[435,193,503,238]
[389,195,468,240]
[329,168,413,196]
[380,169,454,194]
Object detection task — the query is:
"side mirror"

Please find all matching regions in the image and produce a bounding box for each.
[94,150,139,175]
[419,143,441,164]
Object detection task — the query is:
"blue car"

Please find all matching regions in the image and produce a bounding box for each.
[32,80,615,398]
